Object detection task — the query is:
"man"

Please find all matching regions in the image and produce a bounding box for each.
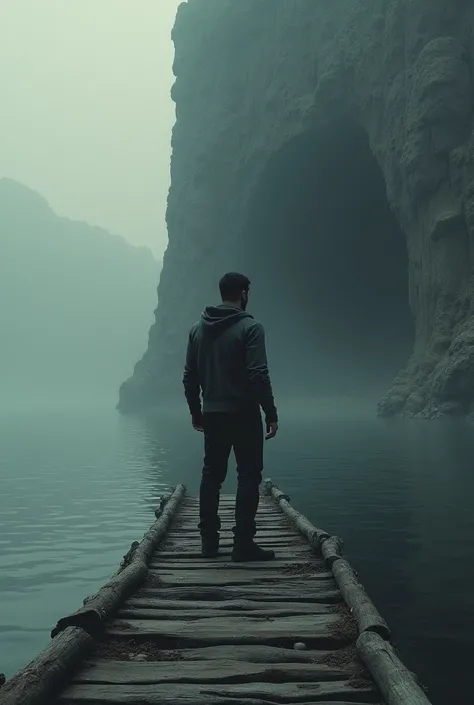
[183,272,278,561]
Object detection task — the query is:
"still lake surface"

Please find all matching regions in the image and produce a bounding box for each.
[1,397,473,704]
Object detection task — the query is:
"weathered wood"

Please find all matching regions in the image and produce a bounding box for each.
[125,597,336,613]
[132,484,186,565]
[116,603,332,620]
[332,559,390,640]
[162,536,308,548]
[58,680,377,704]
[321,536,344,566]
[51,561,148,638]
[1,627,93,705]
[149,558,324,571]
[105,613,346,647]
[155,547,312,559]
[153,492,173,518]
[147,644,347,664]
[169,526,293,535]
[51,485,186,638]
[357,631,431,705]
[150,568,335,586]
[264,480,330,548]
[136,584,342,603]
[74,658,352,684]
[263,478,291,503]
[6,481,432,705]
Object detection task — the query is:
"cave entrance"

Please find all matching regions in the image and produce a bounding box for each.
[241,120,413,399]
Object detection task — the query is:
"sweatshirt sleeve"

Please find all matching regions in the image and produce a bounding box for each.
[244,322,278,423]
[182,330,202,417]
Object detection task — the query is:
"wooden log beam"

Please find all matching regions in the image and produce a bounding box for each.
[105,613,346,648]
[51,484,186,638]
[116,603,332,620]
[136,584,342,603]
[1,627,93,705]
[263,479,330,548]
[125,597,337,613]
[58,680,378,704]
[73,658,353,684]
[321,536,344,567]
[357,631,432,705]
[332,559,390,641]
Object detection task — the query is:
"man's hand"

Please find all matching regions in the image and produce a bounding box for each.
[192,413,204,432]
[265,421,278,440]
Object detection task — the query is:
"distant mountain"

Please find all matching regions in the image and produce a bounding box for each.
[0,178,161,404]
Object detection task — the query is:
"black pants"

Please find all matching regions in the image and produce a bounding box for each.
[199,407,264,545]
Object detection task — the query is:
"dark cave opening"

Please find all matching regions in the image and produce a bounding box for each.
[241,120,413,398]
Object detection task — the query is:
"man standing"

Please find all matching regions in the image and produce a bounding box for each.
[183,272,278,561]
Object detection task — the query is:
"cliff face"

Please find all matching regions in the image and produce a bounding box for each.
[0,179,159,402]
[119,0,474,418]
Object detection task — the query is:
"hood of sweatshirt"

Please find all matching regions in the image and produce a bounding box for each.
[200,304,253,335]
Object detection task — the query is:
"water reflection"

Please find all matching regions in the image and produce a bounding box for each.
[1,400,473,704]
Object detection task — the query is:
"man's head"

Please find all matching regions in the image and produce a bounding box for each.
[219,272,251,311]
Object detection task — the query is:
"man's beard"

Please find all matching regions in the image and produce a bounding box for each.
[240,294,248,311]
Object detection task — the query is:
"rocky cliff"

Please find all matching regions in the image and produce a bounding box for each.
[119,0,474,418]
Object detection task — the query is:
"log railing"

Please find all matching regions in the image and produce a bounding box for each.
[0,484,186,705]
[264,478,432,705]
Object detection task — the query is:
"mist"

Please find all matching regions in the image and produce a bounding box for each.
[0,0,181,257]
[0,179,160,409]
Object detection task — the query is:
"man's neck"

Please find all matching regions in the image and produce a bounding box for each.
[221,300,242,310]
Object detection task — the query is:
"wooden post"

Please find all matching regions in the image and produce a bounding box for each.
[357,631,431,705]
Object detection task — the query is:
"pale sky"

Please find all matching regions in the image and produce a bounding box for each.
[0,0,183,257]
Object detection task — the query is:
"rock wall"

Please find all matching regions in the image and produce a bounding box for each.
[119,0,474,418]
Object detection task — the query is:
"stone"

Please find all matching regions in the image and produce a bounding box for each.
[118,0,474,418]
[294,642,307,651]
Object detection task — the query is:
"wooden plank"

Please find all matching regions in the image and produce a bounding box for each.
[177,517,290,525]
[73,658,353,684]
[154,548,313,559]
[150,569,334,586]
[116,604,332,620]
[124,597,337,613]
[105,613,347,647]
[167,528,300,537]
[142,643,353,665]
[148,559,325,571]
[161,537,308,548]
[136,585,342,603]
[58,681,377,704]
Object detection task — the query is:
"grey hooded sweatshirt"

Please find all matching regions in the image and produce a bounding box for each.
[183,304,278,423]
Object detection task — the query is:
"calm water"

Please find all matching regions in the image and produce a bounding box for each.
[1,398,473,704]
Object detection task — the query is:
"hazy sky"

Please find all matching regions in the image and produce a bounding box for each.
[0,0,183,258]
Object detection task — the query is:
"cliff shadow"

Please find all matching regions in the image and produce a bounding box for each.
[241,119,414,400]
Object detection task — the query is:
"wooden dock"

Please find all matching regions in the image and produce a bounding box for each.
[1,480,433,705]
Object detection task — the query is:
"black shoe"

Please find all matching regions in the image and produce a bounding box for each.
[201,537,219,558]
[231,541,275,562]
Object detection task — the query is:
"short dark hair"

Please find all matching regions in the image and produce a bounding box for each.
[219,272,250,301]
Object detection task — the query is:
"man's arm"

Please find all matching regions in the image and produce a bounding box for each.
[244,322,278,424]
[182,330,202,421]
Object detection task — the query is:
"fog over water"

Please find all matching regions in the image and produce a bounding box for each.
[1,5,473,705]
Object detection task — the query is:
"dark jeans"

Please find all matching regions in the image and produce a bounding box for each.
[199,407,264,545]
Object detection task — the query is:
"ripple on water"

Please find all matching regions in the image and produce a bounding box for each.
[1,403,474,705]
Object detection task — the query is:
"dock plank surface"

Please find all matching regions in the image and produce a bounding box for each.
[3,484,433,705]
[56,493,378,705]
